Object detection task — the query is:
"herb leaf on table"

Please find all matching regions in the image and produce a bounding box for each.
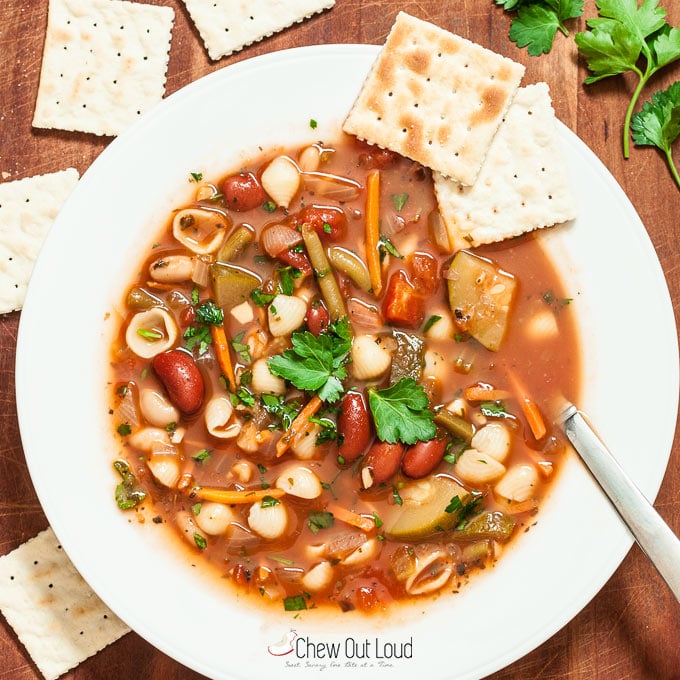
[631,81,680,189]
[575,0,680,158]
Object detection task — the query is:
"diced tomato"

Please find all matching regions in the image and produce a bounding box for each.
[407,251,439,295]
[382,270,425,328]
[291,205,347,240]
[355,585,380,611]
[276,247,312,276]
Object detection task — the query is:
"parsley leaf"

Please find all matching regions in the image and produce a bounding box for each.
[307,511,334,534]
[367,377,436,444]
[498,0,584,56]
[632,81,680,189]
[195,299,224,326]
[267,317,352,403]
[575,0,680,157]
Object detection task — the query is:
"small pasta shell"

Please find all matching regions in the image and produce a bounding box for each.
[341,537,381,567]
[125,308,178,359]
[297,145,323,173]
[495,464,539,504]
[230,460,254,483]
[525,309,559,341]
[424,310,455,341]
[139,388,179,428]
[247,500,289,539]
[351,334,392,381]
[267,294,307,337]
[251,358,286,395]
[423,349,447,382]
[194,501,236,535]
[149,255,195,284]
[290,422,323,460]
[204,396,241,439]
[405,549,452,596]
[301,561,334,593]
[275,465,323,499]
[176,511,208,550]
[147,453,181,488]
[261,156,300,209]
[454,448,506,485]
[173,208,229,254]
[470,423,511,463]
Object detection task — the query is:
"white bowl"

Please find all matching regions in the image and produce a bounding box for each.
[16,45,679,680]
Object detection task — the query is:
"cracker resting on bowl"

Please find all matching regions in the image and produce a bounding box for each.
[343,11,525,186]
[32,0,174,137]
[181,0,335,61]
[434,83,577,251]
[0,527,129,680]
[0,168,79,314]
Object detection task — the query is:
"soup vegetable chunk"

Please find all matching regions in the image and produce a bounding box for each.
[109,135,580,613]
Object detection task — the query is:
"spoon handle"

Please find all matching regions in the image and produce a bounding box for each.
[560,404,680,603]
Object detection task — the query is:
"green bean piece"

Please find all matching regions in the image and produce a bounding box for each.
[433,409,474,443]
[301,223,347,321]
[126,287,165,311]
[217,224,254,263]
[326,246,371,292]
[454,511,516,542]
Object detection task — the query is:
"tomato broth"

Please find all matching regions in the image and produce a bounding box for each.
[108,135,580,614]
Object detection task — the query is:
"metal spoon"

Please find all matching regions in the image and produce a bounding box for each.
[556,401,680,603]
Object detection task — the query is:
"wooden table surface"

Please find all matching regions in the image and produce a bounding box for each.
[1,1,679,678]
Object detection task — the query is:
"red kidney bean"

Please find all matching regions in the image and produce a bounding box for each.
[292,205,347,240]
[363,441,404,485]
[306,300,330,336]
[152,349,205,415]
[337,391,371,462]
[401,437,448,479]
[222,172,267,212]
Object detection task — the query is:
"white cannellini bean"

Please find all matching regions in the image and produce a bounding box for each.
[495,464,540,503]
[251,358,286,395]
[247,500,289,539]
[301,561,334,593]
[204,396,241,439]
[260,156,300,209]
[341,537,381,567]
[290,422,323,460]
[147,453,181,488]
[230,300,254,324]
[275,465,323,499]
[267,294,307,337]
[297,145,323,173]
[172,207,228,254]
[351,334,392,380]
[148,255,195,283]
[139,388,179,428]
[176,511,208,549]
[194,502,237,535]
[470,422,512,463]
[128,426,171,452]
[423,348,447,383]
[454,448,506,485]
[525,308,559,341]
[125,308,178,359]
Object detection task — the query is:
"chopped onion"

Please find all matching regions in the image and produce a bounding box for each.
[261,223,303,257]
[302,172,361,201]
[191,257,210,287]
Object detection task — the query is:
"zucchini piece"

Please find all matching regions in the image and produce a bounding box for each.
[210,263,261,310]
[454,510,516,542]
[447,250,516,351]
[385,475,471,540]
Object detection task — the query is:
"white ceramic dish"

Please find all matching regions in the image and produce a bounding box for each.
[16,45,679,680]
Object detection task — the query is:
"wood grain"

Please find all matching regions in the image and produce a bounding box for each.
[1,1,678,678]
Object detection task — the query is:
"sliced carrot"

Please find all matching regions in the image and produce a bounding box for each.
[506,370,548,440]
[193,486,285,504]
[275,394,323,458]
[326,503,376,532]
[210,323,237,393]
[463,383,512,402]
[365,168,382,297]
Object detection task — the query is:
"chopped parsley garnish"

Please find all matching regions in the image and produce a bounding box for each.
[307,511,334,534]
[367,377,436,444]
[283,594,308,611]
[479,400,513,419]
[235,386,256,407]
[379,235,403,259]
[231,331,251,363]
[251,288,276,307]
[267,317,352,403]
[277,265,302,296]
[263,200,277,213]
[261,495,281,508]
[309,118,318,129]
[309,415,338,444]
[192,448,212,463]
[391,192,409,211]
[136,328,163,341]
[392,486,404,506]
[191,502,202,515]
[195,299,224,325]
[194,533,207,549]
[261,393,301,430]
[113,459,146,510]
[189,171,203,182]
[117,423,132,437]
[454,491,485,530]
[423,315,442,333]
[184,324,212,354]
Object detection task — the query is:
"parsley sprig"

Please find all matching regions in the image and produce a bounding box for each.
[575,0,680,158]
[267,317,352,403]
[496,0,584,56]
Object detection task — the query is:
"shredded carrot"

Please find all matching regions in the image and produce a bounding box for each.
[210,323,237,393]
[276,394,323,457]
[145,280,176,291]
[463,383,512,402]
[327,503,376,532]
[193,486,285,504]
[365,168,382,296]
[506,370,547,440]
